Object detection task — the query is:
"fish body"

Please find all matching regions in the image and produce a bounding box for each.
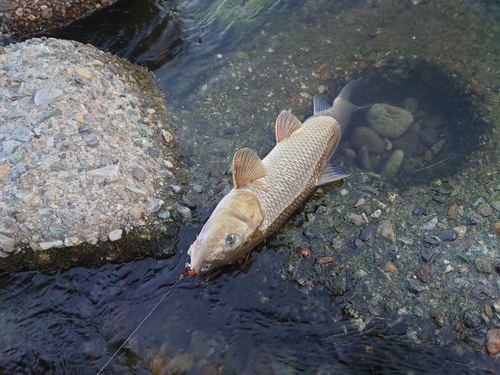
[188,80,364,274]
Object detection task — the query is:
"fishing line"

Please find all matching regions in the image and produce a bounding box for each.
[96,261,195,375]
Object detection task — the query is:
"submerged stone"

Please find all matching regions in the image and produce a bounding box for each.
[366,103,413,139]
[380,149,404,178]
[351,126,385,154]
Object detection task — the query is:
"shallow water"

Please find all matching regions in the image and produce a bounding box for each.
[3,0,500,373]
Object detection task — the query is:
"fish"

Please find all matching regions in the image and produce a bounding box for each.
[187,80,365,274]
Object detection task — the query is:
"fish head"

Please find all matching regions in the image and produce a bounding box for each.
[187,189,264,275]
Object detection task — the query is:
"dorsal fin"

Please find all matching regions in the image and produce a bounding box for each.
[313,94,331,115]
[232,148,267,188]
[275,110,303,143]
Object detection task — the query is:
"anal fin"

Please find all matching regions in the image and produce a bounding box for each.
[317,163,350,186]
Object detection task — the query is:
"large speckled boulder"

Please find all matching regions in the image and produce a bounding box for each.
[366,104,413,139]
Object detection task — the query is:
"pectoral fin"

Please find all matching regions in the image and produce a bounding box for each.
[232,148,267,188]
[275,110,303,143]
[317,163,350,186]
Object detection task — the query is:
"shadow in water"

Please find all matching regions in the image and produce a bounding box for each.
[331,60,489,186]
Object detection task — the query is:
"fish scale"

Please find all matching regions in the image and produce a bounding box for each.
[245,115,341,233]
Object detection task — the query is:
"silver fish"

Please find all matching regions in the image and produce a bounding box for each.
[188,80,364,274]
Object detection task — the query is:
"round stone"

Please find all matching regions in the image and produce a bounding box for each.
[109,229,123,241]
[350,126,385,154]
[366,104,414,139]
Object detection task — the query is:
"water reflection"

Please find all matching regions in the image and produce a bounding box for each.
[39,0,296,96]
[38,0,186,69]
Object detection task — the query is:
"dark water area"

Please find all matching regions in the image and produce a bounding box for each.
[2,0,500,373]
[0,246,496,374]
[38,0,299,100]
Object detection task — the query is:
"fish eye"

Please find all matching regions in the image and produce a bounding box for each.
[225,234,240,247]
[201,263,211,272]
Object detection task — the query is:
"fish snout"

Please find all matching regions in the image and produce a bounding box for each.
[187,236,202,272]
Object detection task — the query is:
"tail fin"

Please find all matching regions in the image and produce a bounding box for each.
[331,80,367,134]
[314,80,371,134]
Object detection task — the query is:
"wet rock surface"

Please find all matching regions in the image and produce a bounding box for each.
[0,38,187,270]
[0,0,119,38]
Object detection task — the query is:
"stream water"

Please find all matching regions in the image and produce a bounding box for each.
[2,0,499,373]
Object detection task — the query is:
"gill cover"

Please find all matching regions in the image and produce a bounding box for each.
[189,189,264,274]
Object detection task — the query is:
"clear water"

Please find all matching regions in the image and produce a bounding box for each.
[2,0,499,373]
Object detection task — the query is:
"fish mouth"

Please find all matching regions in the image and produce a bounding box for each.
[187,236,201,273]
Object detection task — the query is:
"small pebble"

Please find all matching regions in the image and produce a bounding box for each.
[439,229,456,242]
[170,185,182,194]
[493,220,500,234]
[353,197,365,208]
[483,304,493,318]
[421,217,438,230]
[433,195,445,204]
[378,219,396,242]
[129,207,145,219]
[443,264,454,274]
[109,229,123,241]
[474,257,493,275]
[477,202,492,217]
[415,267,429,283]
[132,167,147,181]
[157,210,171,220]
[421,248,437,262]
[493,300,500,313]
[407,278,427,293]
[147,198,164,214]
[462,310,481,329]
[316,256,334,265]
[385,261,397,272]
[486,328,500,355]
[193,184,205,193]
[359,224,376,242]
[446,203,458,220]
[177,206,192,220]
[413,208,427,216]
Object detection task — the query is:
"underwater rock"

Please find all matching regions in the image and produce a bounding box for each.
[341,148,357,162]
[357,145,372,171]
[424,114,444,128]
[430,139,446,154]
[351,126,385,154]
[403,97,419,114]
[366,104,414,139]
[419,127,438,147]
[392,130,419,155]
[380,149,404,178]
